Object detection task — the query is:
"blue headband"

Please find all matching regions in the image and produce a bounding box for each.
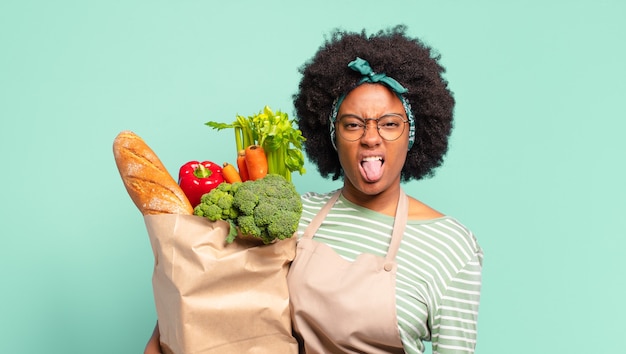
[329,57,416,150]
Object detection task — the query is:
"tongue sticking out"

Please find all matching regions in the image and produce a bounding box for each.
[362,159,383,182]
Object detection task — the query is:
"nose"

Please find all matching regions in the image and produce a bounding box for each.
[361,119,382,144]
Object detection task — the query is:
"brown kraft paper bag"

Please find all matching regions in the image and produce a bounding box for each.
[144,214,298,354]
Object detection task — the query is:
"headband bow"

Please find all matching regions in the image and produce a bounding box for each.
[348,57,408,95]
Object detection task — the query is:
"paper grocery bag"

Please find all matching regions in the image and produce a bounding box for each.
[144,214,298,354]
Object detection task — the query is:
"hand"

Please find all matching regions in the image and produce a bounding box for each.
[143,322,161,354]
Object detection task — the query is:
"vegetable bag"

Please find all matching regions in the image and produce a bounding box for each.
[144,214,298,354]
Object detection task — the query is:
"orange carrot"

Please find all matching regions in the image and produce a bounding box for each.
[236,150,250,182]
[222,162,242,183]
[244,145,268,181]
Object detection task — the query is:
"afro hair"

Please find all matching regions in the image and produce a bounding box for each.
[293,25,455,182]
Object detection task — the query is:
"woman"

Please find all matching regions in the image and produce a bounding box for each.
[286,26,483,353]
[145,25,483,354]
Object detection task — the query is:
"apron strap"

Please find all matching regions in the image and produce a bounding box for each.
[302,190,342,240]
[385,189,408,262]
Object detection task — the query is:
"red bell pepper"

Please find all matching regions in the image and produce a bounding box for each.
[178,161,225,208]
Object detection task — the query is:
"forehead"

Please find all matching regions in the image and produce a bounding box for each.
[338,83,405,117]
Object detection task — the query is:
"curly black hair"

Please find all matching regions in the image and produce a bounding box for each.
[293,25,455,182]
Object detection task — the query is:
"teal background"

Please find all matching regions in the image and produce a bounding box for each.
[1,1,625,353]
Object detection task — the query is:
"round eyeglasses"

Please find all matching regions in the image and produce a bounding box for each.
[336,113,409,142]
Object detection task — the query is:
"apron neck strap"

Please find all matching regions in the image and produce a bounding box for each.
[386,188,408,262]
[302,190,342,239]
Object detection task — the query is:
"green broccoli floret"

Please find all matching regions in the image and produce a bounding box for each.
[194,202,223,221]
[236,214,262,239]
[253,201,279,226]
[232,174,302,244]
[193,183,237,221]
[232,187,258,215]
[266,210,300,241]
[194,174,302,244]
[216,181,241,194]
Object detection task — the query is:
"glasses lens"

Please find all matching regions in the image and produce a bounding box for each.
[337,116,365,141]
[377,115,406,141]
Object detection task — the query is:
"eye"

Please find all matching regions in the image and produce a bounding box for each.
[381,120,399,128]
[340,117,365,131]
[378,116,403,129]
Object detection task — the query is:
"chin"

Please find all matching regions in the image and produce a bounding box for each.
[350,179,388,197]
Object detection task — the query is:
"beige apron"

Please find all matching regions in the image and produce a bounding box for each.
[287,189,408,354]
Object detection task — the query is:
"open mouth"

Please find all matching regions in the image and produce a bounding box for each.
[361,156,384,182]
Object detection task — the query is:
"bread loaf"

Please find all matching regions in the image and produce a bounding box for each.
[113,130,193,215]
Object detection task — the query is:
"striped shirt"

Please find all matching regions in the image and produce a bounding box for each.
[298,191,484,354]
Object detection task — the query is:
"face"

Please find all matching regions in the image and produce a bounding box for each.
[335,83,409,199]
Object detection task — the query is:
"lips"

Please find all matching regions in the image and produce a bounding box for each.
[360,156,384,182]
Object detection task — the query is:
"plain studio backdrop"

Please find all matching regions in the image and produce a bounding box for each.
[1,1,624,353]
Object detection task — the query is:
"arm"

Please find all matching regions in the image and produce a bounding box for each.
[144,321,161,354]
[431,252,483,353]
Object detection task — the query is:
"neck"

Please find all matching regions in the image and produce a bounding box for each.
[340,182,402,217]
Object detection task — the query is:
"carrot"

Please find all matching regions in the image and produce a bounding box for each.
[244,145,268,181]
[222,162,242,183]
[236,150,250,182]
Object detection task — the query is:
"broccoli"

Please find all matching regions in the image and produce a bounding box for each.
[236,214,263,240]
[193,174,302,244]
[231,187,258,216]
[193,182,240,221]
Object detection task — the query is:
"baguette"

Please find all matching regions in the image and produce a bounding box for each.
[113,130,193,215]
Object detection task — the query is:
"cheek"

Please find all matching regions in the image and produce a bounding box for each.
[388,140,409,168]
[396,135,410,156]
[335,143,357,171]
[335,144,350,166]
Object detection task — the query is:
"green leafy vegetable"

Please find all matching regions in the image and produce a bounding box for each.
[206,106,306,181]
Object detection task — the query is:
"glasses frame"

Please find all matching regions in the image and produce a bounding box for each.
[335,113,409,142]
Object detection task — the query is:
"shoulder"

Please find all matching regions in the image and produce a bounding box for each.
[300,190,337,204]
[405,215,483,266]
[300,189,345,212]
[299,190,340,222]
[404,195,481,257]
[407,197,445,220]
